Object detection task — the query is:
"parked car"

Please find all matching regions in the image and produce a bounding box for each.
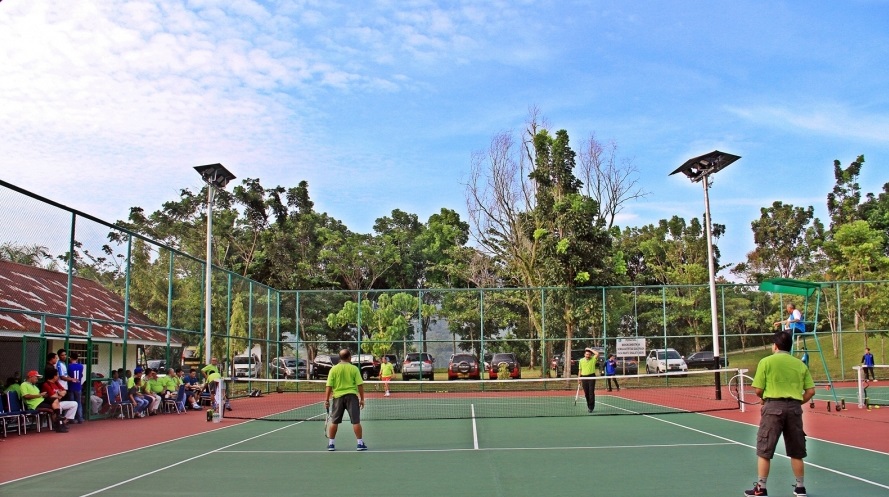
[684,350,728,370]
[552,347,605,375]
[488,352,521,379]
[382,354,402,373]
[181,345,201,369]
[351,354,380,380]
[645,348,688,374]
[448,353,482,380]
[146,359,166,372]
[232,354,263,378]
[309,354,340,379]
[402,352,435,380]
[270,356,307,379]
[613,356,639,375]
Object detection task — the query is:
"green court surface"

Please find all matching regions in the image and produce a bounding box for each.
[4,407,888,497]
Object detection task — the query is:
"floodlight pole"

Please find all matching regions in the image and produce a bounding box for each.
[670,151,740,402]
[701,177,721,400]
[203,185,215,365]
[194,164,236,367]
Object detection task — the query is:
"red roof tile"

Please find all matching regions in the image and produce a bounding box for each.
[0,260,177,344]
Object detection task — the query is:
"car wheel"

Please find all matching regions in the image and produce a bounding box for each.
[645,365,652,374]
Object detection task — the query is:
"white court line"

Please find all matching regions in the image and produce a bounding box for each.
[471,404,479,450]
[0,418,250,488]
[219,442,737,454]
[77,415,319,497]
[618,406,889,492]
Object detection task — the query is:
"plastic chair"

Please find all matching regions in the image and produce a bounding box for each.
[106,383,134,419]
[164,385,187,414]
[5,390,52,433]
[1,392,24,436]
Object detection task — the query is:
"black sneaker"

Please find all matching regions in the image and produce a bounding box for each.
[744,482,767,496]
[792,485,806,497]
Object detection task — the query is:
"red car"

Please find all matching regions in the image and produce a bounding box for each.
[489,353,521,379]
[448,353,482,380]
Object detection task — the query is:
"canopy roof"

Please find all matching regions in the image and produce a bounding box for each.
[758,278,827,297]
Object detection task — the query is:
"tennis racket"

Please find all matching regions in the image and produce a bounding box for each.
[323,406,330,437]
[728,373,760,405]
[574,383,581,406]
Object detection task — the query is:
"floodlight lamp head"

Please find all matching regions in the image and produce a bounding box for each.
[194,163,236,189]
[669,151,740,183]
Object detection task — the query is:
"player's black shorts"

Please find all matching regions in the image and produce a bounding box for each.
[331,394,361,425]
[756,399,807,459]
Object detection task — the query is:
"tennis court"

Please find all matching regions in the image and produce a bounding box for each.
[3,379,888,497]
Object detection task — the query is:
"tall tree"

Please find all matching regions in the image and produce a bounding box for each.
[732,201,825,282]
[529,128,616,377]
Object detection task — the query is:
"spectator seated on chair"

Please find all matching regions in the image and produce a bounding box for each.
[182,369,203,409]
[19,370,68,433]
[142,369,164,415]
[90,374,106,415]
[127,377,150,417]
[4,374,22,398]
[163,368,180,396]
[41,369,77,428]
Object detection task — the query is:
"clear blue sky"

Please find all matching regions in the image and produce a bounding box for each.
[2,1,887,278]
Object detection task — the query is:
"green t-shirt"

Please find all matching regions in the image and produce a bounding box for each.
[752,351,815,401]
[19,381,44,410]
[145,378,166,394]
[161,376,179,391]
[127,377,136,389]
[326,362,363,398]
[380,362,395,378]
[206,372,222,383]
[202,364,219,376]
[578,356,597,376]
[4,383,22,397]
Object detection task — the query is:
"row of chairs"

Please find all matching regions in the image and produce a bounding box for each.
[0,391,55,436]
[104,383,189,420]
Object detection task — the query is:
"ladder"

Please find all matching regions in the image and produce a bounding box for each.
[759,279,842,412]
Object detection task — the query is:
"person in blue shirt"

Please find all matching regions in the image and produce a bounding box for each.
[67,352,85,423]
[861,347,876,381]
[604,354,620,392]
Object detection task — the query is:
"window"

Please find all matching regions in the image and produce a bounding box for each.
[67,343,99,366]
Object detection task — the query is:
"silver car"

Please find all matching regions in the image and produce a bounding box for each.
[402,352,434,380]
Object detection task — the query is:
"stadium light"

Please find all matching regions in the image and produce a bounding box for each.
[670,150,740,400]
[194,164,236,366]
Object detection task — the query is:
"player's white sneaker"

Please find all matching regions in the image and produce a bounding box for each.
[384,391,390,396]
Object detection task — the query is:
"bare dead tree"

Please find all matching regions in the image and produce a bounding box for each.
[577,134,648,229]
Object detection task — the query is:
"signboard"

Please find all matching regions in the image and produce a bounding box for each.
[616,338,646,357]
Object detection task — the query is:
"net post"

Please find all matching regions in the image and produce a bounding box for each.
[738,369,746,413]
[855,366,864,408]
[713,355,722,401]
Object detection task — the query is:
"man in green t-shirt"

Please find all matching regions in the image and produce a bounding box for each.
[577,348,599,413]
[19,370,68,432]
[201,358,220,381]
[745,331,816,497]
[379,356,395,397]
[142,369,165,415]
[324,349,367,451]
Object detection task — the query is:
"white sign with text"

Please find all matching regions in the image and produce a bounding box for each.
[616,338,646,357]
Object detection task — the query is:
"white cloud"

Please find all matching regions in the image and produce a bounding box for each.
[727,104,889,144]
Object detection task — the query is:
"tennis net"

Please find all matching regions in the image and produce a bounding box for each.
[219,367,743,421]
[855,365,889,408]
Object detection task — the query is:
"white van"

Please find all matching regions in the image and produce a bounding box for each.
[232,354,263,378]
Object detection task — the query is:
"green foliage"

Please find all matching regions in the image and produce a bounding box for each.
[733,201,825,282]
[326,293,433,357]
